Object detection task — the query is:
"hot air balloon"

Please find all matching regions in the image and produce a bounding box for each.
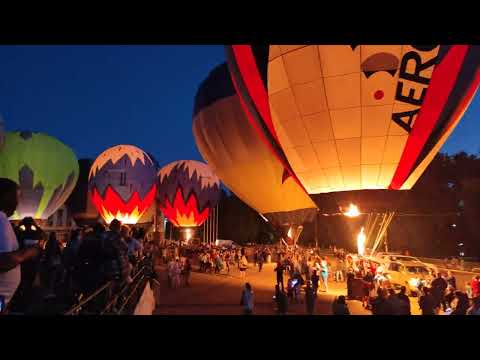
[226,45,480,212]
[193,63,317,246]
[0,131,79,220]
[89,145,157,225]
[157,160,220,229]
[226,45,480,252]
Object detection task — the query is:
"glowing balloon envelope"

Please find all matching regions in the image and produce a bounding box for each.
[89,145,157,224]
[226,45,480,212]
[157,160,220,227]
[0,131,79,220]
[193,63,317,230]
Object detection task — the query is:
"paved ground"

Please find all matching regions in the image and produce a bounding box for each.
[150,248,479,315]
[152,261,423,315]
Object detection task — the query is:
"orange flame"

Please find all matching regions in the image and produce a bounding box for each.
[160,188,210,227]
[91,185,156,225]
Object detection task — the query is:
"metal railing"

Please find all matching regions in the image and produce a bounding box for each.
[65,256,155,315]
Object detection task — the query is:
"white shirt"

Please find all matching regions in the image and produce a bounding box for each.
[0,211,21,305]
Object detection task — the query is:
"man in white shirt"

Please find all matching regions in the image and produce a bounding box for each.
[0,178,41,310]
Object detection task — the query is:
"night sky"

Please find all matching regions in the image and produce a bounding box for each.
[0,45,478,169]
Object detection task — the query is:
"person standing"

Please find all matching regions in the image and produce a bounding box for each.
[235,249,240,269]
[122,226,143,267]
[346,266,355,300]
[167,257,175,288]
[305,282,316,315]
[258,251,264,272]
[419,287,436,315]
[274,261,285,291]
[320,257,329,292]
[239,250,248,279]
[104,220,131,283]
[225,251,230,273]
[183,258,192,287]
[336,259,345,282]
[311,270,320,296]
[44,232,63,297]
[471,276,480,299]
[173,257,182,289]
[446,270,456,289]
[431,272,448,312]
[214,253,222,274]
[0,179,42,312]
[397,286,411,315]
[362,271,374,309]
[240,282,254,315]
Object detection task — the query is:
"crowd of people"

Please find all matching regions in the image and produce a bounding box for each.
[417,273,480,315]
[344,251,480,316]
[270,245,347,315]
[3,178,480,316]
[1,178,151,314]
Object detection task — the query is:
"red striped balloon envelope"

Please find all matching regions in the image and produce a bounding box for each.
[157,160,220,227]
[226,45,480,213]
[193,63,317,233]
[89,145,157,225]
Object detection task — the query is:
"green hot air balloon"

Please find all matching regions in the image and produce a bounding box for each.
[0,131,79,220]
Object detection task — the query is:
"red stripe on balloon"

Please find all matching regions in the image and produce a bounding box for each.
[231,45,280,143]
[227,53,308,194]
[159,188,210,227]
[91,185,156,223]
[389,45,470,190]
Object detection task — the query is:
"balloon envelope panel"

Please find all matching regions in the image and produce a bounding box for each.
[226,45,480,200]
[193,63,317,228]
[0,131,79,220]
[157,160,220,227]
[88,145,157,224]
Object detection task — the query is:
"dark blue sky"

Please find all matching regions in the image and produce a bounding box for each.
[0,45,478,169]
